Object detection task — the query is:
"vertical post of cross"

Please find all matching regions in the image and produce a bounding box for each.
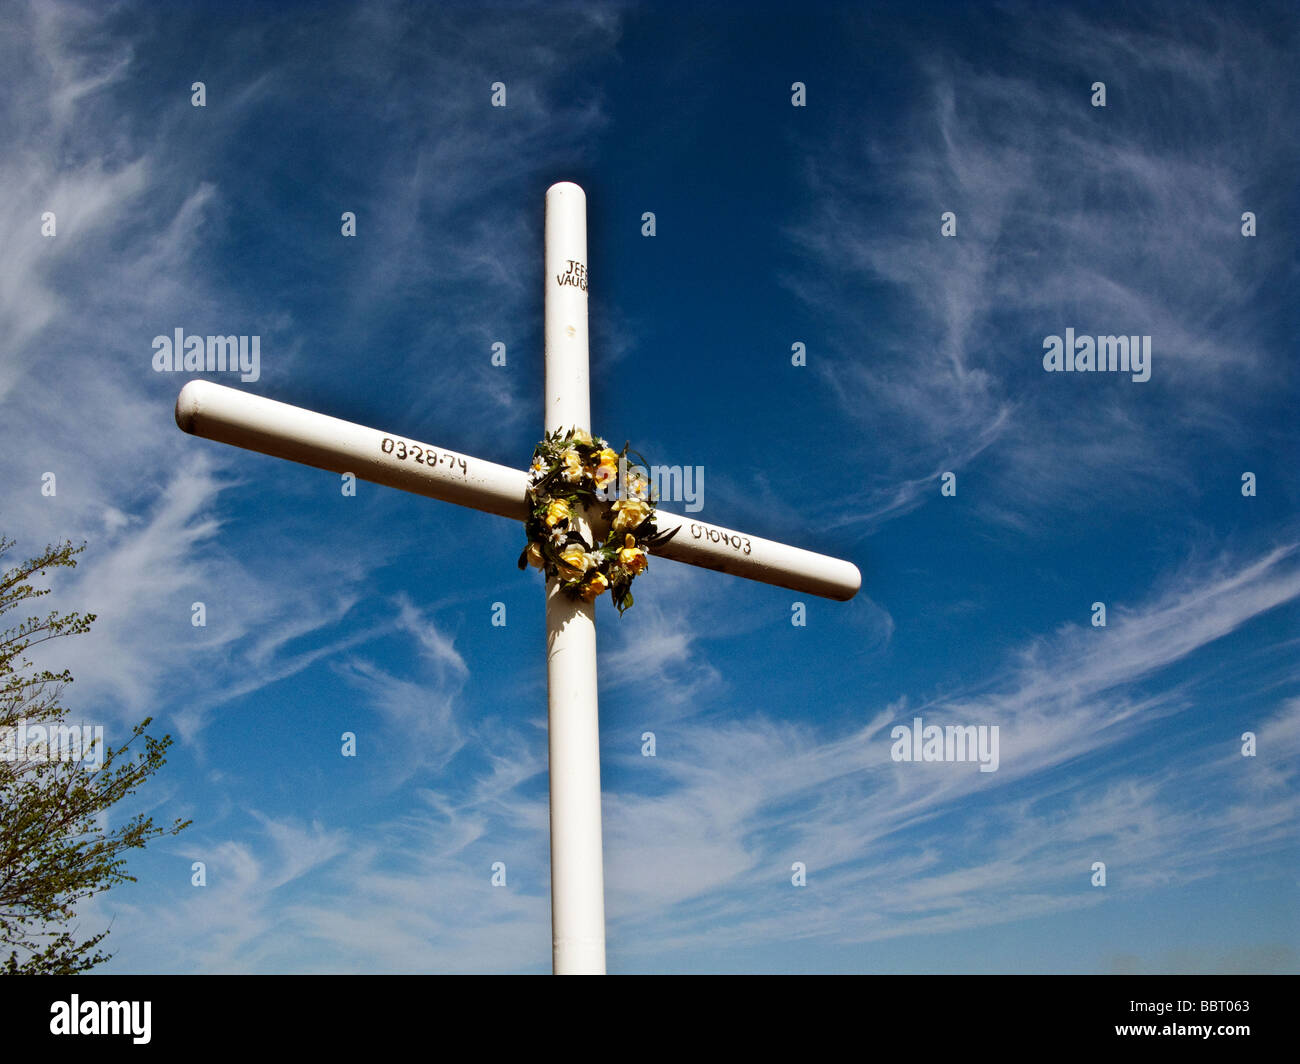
[543,181,606,975]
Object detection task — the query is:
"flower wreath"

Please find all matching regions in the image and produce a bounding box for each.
[518,428,677,613]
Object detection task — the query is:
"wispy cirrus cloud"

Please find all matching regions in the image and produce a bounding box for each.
[91,540,1300,972]
[599,541,1300,964]
[1,0,631,747]
[790,2,1297,533]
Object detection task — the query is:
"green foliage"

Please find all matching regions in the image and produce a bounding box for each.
[0,538,190,974]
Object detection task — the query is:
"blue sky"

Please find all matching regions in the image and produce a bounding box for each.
[2,0,1297,973]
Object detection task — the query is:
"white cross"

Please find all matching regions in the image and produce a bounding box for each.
[173,182,860,975]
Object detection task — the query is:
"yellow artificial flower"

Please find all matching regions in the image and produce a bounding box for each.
[561,448,583,478]
[617,533,648,576]
[593,449,619,488]
[544,498,571,527]
[611,497,652,533]
[570,428,593,446]
[557,544,590,579]
[526,542,545,569]
[580,571,609,601]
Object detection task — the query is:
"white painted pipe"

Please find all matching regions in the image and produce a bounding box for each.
[647,510,862,601]
[174,379,529,522]
[543,181,606,976]
[174,380,862,601]
[545,181,592,436]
